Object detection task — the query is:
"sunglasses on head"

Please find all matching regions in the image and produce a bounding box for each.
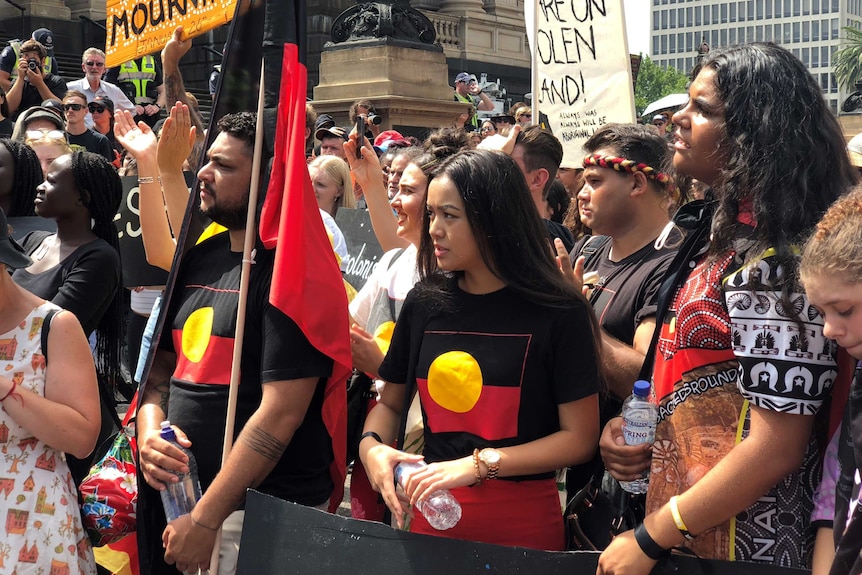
[63,103,84,111]
[25,129,65,142]
[85,61,104,67]
[88,104,107,113]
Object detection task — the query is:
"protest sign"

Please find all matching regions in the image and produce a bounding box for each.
[525,0,636,167]
[335,208,384,292]
[114,175,170,288]
[238,490,808,575]
[105,0,236,67]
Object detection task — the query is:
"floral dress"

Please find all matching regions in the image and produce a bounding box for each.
[0,302,96,575]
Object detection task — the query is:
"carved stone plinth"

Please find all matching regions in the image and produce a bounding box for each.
[0,0,69,19]
[314,42,452,102]
[311,95,469,136]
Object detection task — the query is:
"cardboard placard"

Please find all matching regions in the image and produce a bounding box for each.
[114,175,171,288]
[525,0,637,168]
[105,0,237,67]
[335,208,384,292]
[238,490,808,575]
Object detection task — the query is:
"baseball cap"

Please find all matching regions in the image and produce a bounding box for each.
[491,114,516,125]
[314,113,335,132]
[24,106,65,130]
[315,126,348,141]
[0,207,32,269]
[374,130,408,152]
[652,114,668,124]
[90,95,115,113]
[455,72,472,83]
[31,28,53,51]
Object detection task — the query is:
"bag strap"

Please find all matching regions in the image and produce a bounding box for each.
[579,235,610,270]
[40,308,58,362]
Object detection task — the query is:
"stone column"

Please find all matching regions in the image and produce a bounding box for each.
[439,0,485,16]
[481,0,523,19]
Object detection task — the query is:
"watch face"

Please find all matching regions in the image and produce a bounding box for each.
[481,449,501,465]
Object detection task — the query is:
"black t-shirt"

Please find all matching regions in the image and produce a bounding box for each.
[12,231,119,337]
[0,117,13,138]
[545,218,575,253]
[570,233,678,348]
[68,128,113,162]
[159,233,335,506]
[379,280,599,480]
[12,73,66,119]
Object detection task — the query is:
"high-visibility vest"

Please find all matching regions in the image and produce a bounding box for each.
[117,56,157,104]
[9,40,53,81]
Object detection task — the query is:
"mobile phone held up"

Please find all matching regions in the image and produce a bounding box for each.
[355,115,365,159]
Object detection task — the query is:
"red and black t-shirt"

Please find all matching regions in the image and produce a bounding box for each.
[379,281,599,481]
[160,234,334,506]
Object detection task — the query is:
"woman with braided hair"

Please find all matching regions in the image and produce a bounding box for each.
[12,150,123,485]
[0,138,42,216]
[597,43,858,575]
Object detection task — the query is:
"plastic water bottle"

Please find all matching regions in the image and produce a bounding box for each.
[394,461,462,530]
[620,380,658,494]
[159,421,202,522]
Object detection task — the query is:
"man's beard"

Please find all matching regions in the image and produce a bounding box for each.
[200,192,250,230]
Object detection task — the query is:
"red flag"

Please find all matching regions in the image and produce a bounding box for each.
[258,43,351,513]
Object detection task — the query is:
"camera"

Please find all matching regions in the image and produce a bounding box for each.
[27,59,38,71]
[366,113,382,126]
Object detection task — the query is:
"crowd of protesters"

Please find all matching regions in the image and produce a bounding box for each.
[2,21,862,575]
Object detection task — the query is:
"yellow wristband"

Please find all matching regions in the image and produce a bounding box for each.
[669,496,694,541]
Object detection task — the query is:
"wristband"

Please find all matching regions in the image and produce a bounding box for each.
[360,431,382,445]
[669,496,695,540]
[471,449,482,486]
[0,380,16,402]
[190,511,218,531]
[634,523,668,560]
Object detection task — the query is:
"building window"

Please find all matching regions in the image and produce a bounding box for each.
[812,47,819,66]
[730,2,737,22]
[695,6,702,25]
[813,0,819,14]
[794,0,801,15]
[756,25,764,41]
[803,0,810,14]
[813,20,819,39]
[661,10,668,29]
[803,21,809,41]
[721,3,728,22]
[687,7,693,26]
[721,29,728,46]
[832,0,839,12]
[822,19,829,40]
[766,0,772,17]
[832,18,839,40]
[712,4,719,22]
[670,34,676,53]
[653,10,660,30]
[670,9,676,28]
[822,45,829,66]
[784,22,792,43]
[661,35,668,54]
[793,21,800,42]
[730,28,738,44]
[802,47,809,66]
[653,36,660,55]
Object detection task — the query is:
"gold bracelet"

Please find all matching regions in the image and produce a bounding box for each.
[137,176,160,185]
[669,495,694,541]
[471,449,482,486]
[189,511,218,531]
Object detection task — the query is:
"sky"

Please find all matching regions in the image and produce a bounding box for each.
[624,0,651,56]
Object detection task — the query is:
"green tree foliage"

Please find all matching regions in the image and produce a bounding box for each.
[833,26,862,91]
[634,55,691,117]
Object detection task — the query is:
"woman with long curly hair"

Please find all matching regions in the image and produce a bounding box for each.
[597,43,857,575]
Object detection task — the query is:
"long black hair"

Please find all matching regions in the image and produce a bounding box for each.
[702,43,856,268]
[2,139,41,216]
[70,150,124,385]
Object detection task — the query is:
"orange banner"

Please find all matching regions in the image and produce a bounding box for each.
[105,0,237,67]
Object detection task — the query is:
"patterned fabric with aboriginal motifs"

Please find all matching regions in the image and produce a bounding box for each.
[0,302,96,575]
[648,247,836,566]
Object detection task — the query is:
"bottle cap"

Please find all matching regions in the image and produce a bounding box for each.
[159,420,176,441]
[632,380,651,397]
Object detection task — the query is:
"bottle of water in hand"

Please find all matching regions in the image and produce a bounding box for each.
[159,420,203,523]
[620,380,658,494]
[394,461,462,530]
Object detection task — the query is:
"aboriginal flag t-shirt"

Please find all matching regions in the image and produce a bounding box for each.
[159,234,334,506]
[379,280,600,481]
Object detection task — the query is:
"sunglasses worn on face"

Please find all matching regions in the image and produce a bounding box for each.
[88,105,106,113]
[64,103,84,111]
[85,61,104,67]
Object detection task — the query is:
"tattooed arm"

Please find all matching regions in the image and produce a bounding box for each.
[137,348,180,491]
[161,26,206,168]
[161,376,320,572]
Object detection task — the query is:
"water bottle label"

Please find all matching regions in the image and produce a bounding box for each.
[623,411,656,445]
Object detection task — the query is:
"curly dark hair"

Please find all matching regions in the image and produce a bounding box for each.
[702,43,857,266]
[70,150,124,384]
[1,139,42,216]
[216,112,256,156]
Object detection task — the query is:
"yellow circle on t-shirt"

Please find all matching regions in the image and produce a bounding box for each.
[427,351,482,413]
[374,321,395,354]
[181,307,214,363]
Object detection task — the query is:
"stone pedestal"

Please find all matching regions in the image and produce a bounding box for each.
[65,0,104,21]
[313,42,465,135]
[439,0,485,16]
[0,0,69,20]
[839,113,862,142]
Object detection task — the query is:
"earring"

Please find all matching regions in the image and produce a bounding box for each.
[75,199,83,206]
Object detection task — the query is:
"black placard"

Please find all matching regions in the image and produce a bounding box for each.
[335,208,384,292]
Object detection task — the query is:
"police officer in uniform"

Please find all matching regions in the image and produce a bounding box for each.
[105,55,165,128]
